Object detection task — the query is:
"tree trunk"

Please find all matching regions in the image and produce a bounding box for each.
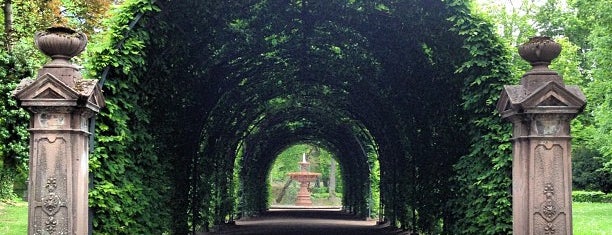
[329,159,336,199]
[275,178,293,204]
[3,0,12,51]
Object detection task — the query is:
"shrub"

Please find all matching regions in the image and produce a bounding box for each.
[312,193,330,199]
[573,147,609,191]
[0,168,17,200]
[311,186,328,194]
[572,191,612,203]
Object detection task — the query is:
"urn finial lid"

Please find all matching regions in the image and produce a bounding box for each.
[35,26,88,62]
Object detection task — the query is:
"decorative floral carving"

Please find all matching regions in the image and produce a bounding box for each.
[33,224,43,235]
[542,183,557,219]
[43,192,62,215]
[544,223,556,234]
[544,183,554,198]
[45,216,58,233]
[34,216,67,235]
[46,177,57,192]
[42,177,64,216]
[542,200,556,219]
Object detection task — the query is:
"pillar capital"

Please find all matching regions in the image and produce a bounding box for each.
[498,37,585,235]
[12,26,104,235]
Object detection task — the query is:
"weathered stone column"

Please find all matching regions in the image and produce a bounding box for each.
[13,27,105,235]
[498,37,586,235]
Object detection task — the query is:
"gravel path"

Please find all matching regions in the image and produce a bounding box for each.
[204,209,411,235]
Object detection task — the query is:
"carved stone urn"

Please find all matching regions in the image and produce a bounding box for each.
[518,36,561,68]
[30,26,88,88]
[35,26,88,62]
[517,36,564,92]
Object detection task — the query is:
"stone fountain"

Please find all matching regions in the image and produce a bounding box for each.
[287,153,321,206]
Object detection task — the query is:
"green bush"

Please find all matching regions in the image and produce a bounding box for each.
[0,48,32,202]
[311,186,328,194]
[572,191,612,203]
[0,169,17,200]
[311,192,330,199]
[572,147,611,192]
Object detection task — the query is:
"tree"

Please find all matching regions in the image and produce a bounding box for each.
[576,0,612,193]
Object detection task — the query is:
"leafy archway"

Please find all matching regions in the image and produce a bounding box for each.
[85,0,514,234]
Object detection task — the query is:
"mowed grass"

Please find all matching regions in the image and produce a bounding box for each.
[0,200,28,235]
[573,202,612,235]
[0,200,610,233]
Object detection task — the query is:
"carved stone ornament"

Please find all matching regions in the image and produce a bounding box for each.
[45,216,58,233]
[35,26,87,61]
[42,177,65,216]
[518,36,561,68]
[541,183,558,220]
[34,220,68,235]
[544,223,556,234]
[43,193,62,216]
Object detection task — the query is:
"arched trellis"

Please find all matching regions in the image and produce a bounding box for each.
[82,0,518,234]
[237,108,377,215]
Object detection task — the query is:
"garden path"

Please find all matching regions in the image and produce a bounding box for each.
[201,209,411,235]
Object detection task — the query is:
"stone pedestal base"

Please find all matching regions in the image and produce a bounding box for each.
[295,182,313,206]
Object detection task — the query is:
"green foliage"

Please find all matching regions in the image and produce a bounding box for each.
[91,0,520,233]
[578,0,612,193]
[572,191,612,203]
[447,0,514,234]
[0,169,17,200]
[572,147,612,192]
[84,0,172,233]
[0,43,33,202]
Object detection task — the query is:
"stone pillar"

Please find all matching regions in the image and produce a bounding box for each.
[13,27,105,235]
[498,37,586,235]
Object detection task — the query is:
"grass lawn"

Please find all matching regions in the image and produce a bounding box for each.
[573,202,612,235]
[0,200,28,235]
[0,200,610,233]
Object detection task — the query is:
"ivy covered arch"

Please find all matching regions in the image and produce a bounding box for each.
[238,105,377,211]
[85,0,514,234]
